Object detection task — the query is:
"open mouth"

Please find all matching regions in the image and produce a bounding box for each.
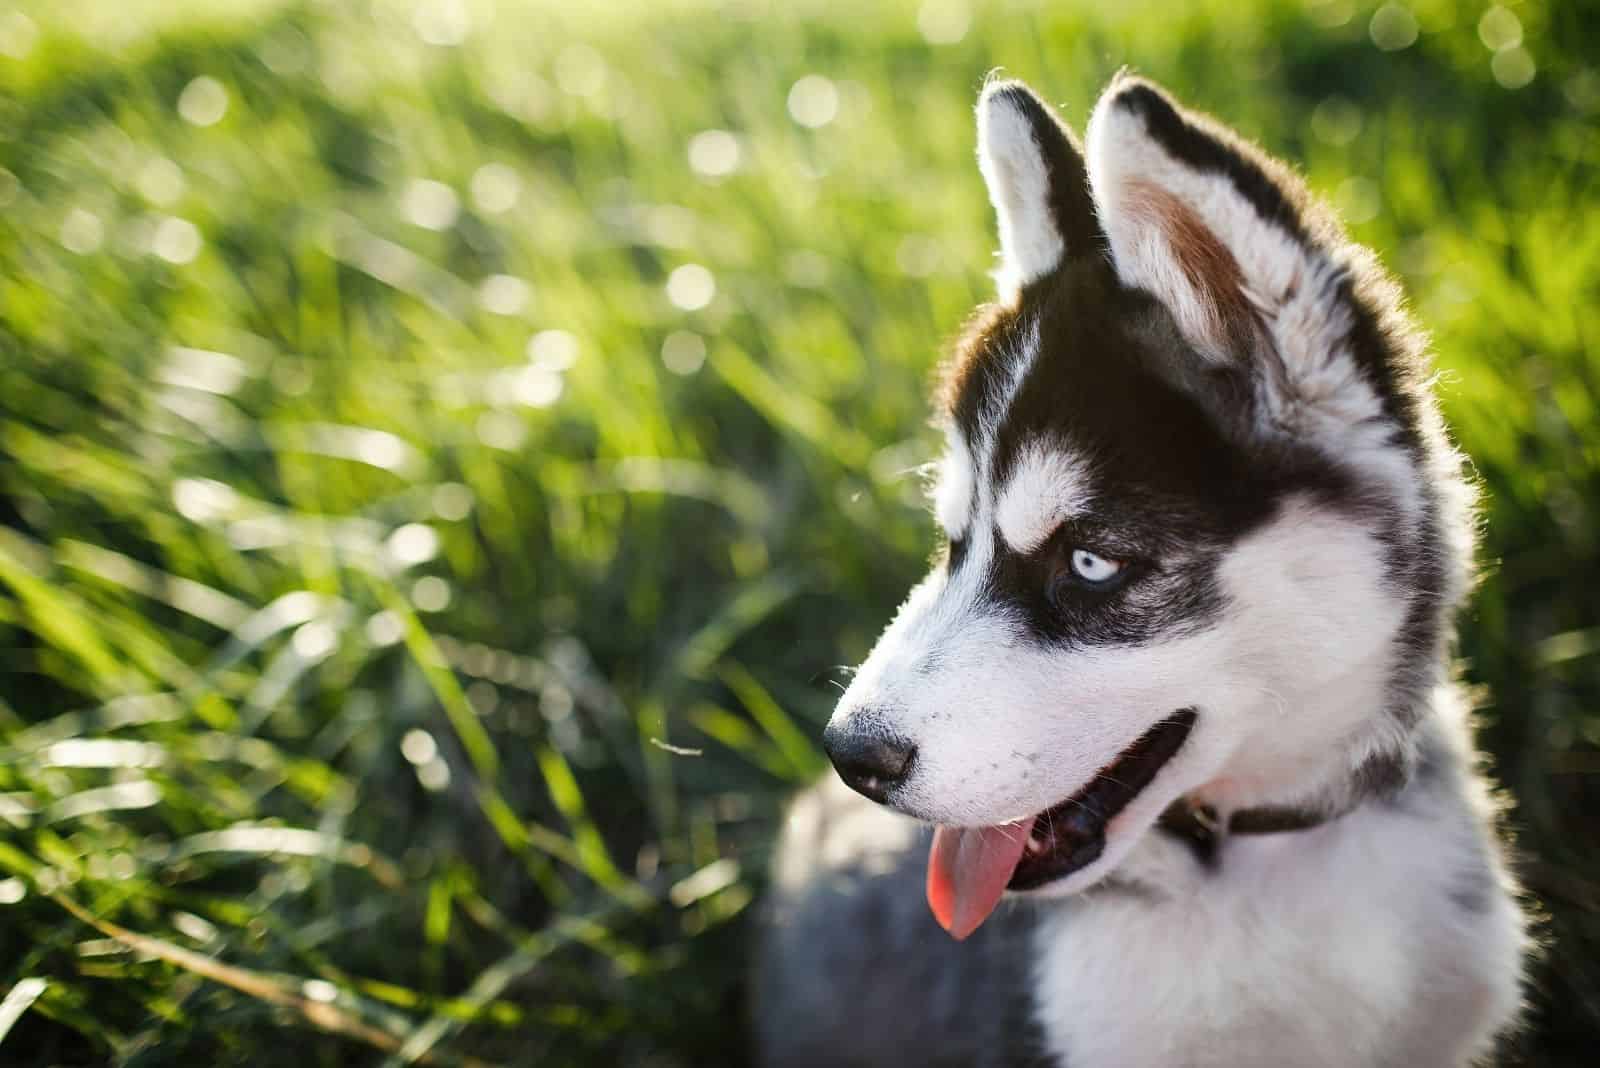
[1008,707,1198,890]
[926,708,1197,939]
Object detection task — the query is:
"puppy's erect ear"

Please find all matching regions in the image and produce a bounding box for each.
[977,79,1101,300]
[1086,75,1408,444]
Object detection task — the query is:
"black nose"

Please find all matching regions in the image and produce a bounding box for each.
[822,720,916,803]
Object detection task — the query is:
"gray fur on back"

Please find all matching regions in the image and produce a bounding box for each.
[753,774,1054,1067]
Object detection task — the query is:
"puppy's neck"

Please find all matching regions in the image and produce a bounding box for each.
[1186,684,1439,825]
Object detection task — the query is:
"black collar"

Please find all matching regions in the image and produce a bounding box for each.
[1156,798,1336,867]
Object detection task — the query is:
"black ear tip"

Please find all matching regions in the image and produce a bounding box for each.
[978,78,1066,145]
[979,77,1040,115]
[1105,74,1179,124]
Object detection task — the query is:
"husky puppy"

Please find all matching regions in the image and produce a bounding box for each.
[754,75,1527,1067]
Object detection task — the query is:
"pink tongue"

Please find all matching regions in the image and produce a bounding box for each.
[926,822,1030,940]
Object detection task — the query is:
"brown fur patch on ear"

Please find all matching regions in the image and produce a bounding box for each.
[1123,178,1259,353]
[934,301,1015,419]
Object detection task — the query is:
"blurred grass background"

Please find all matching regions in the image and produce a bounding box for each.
[0,0,1595,1063]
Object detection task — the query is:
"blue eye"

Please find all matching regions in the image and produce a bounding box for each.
[1068,548,1125,586]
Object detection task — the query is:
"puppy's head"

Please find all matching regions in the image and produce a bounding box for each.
[824,76,1470,936]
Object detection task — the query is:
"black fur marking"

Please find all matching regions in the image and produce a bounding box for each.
[1351,744,1414,800]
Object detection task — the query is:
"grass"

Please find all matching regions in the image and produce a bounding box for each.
[0,0,1597,1062]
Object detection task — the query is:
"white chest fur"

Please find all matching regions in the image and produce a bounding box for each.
[1030,802,1524,1068]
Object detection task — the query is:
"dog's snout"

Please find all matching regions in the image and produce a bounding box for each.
[823,718,917,803]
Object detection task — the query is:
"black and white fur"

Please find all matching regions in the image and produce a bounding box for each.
[755,74,1527,1066]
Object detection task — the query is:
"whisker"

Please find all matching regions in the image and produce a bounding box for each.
[1057,795,1103,819]
[1089,771,1135,790]
[807,665,860,691]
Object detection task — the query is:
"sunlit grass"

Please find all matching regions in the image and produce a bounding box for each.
[0,0,1597,1063]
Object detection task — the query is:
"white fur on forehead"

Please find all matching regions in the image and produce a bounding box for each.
[995,440,1093,553]
[978,84,1065,301]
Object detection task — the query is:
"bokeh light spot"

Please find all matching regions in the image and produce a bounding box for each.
[661,330,708,375]
[1310,96,1363,146]
[365,611,404,647]
[1477,7,1522,52]
[177,77,229,126]
[1492,47,1536,90]
[509,366,564,407]
[470,163,521,213]
[386,523,441,567]
[151,217,202,264]
[60,209,104,254]
[478,274,531,316]
[301,979,339,1004]
[403,179,460,230]
[291,619,338,660]
[528,329,579,370]
[666,264,716,310]
[476,410,527,450]
[416,757,450,791]
[1305,0,1353,28]
[257,27,310,75]
[401,728,438,765]
[346,428,412,471]
[172,912,217,944]
[432,482,475,521]
[788,75,839,128]
[410,576,452,612]
[1369,4,1418,52]
[137,158,185,205]
[688,130,742,178]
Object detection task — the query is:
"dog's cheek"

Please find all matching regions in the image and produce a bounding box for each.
[879,648,1047,822]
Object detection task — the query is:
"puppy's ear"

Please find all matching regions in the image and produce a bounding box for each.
[977,80,1101,301]
[1086,76,1406,439]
